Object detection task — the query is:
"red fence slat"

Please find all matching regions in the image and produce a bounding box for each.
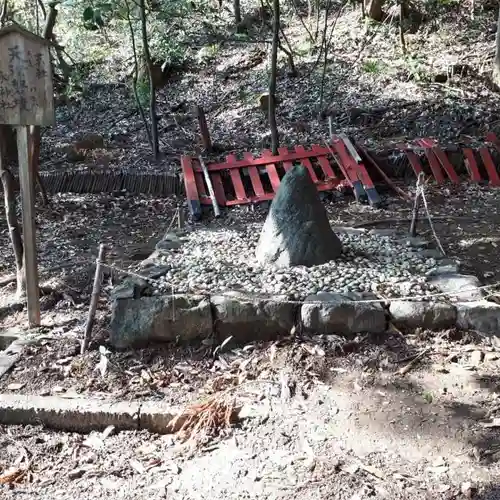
[262,149,281,193]
[181,155,202,219]
[432,147,460,183]
[463,148,482,183]
[479,147,500,186]
[294,145,319,184]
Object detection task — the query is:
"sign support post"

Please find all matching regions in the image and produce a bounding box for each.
[0,22,55,327]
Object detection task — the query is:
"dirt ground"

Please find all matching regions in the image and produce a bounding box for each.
[2,183,500,498]
[3,329,500,499]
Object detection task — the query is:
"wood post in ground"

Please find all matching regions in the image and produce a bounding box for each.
[81,244,106,354]
[410,176,423,237]
[194,105,212,152]
[17,126,40,327]
[409,194,420,237]
[177,205,184,228]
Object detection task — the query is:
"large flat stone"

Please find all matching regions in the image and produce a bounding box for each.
[0,394,140,433]
[211,292,296,342]
[429,273,484,301]
[389,301,457,330]
[110,295,212,349]
[301,292,386,335]
[456,301,500,335]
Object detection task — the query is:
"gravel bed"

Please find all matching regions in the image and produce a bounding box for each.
[150,224,442,300]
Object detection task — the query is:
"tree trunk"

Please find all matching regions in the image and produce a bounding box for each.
[493,5,500,87]
[0,161,25,297]
[269,0,279,155]
[125,0,152,148]
[233,0,242,25]
[365,0,383,21]
[399,0,406,55]
[139,0,159,159]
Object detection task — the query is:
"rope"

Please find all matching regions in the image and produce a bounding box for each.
[100,260,500,305]
[417,179,446,256]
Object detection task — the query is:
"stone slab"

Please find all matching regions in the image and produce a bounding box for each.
[0,353,19,380]
[456,301,500,336]
[139,402,183,435]
[429,273,484,302]
[110,295,213,349]
[211,292,296,342]
[301,292,386,335]
[0,394,140,433]
[389,301,457,330]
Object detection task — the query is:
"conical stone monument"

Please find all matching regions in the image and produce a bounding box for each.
[255,165,342,267]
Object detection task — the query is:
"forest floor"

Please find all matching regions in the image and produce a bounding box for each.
[4,326,500,499]
[2,1,500,498]
[1,186,500,499]
[36,0,500,176]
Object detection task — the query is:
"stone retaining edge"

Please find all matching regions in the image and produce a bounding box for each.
[0,394,182,435]
[110,289,500,349]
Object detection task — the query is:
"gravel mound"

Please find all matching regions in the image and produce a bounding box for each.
[150,225,441,300]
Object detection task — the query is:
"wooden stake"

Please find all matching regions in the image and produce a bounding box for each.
[398,347,431,375]
[17,126,40,327]
[177,205,184,228]
[410,173,424,237]
[409,191,421,237]
[81,244,106,354]
[194,105,212,152]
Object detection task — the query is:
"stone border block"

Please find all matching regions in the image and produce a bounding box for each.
[301,292,386,335]
[389,301,457,330]
[456,300,500,335]
[0,394,140,433]
[211,292,296,343]
[110,295,212,349]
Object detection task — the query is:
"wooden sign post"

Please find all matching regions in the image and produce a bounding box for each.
[0,23,55,327]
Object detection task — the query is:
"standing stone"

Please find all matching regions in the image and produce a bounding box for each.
[255,165,342,267]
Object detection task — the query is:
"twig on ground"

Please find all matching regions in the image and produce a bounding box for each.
[398,347,431,375]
